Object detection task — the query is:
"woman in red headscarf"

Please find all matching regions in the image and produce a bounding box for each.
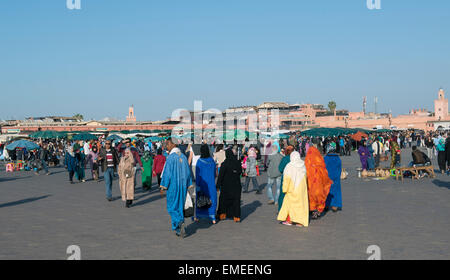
[305,146,333,219]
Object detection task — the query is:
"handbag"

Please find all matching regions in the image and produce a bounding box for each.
[184,191,194,218]
[196,191,212,209]
[340,168,348,180]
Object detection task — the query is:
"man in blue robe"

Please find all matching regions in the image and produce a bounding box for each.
[160,138,193,238]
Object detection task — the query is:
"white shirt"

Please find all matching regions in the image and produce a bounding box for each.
[83,142,90,155]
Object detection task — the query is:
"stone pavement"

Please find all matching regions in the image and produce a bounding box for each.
[0,148,449,259]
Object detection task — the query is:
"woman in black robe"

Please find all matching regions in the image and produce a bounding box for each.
[217,148,243,222]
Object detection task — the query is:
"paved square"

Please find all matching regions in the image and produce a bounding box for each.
[0,148,449,259]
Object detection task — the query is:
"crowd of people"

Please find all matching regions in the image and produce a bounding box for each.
[1,129,449,238]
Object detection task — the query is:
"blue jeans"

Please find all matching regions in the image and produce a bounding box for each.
[104,167,114,199]
[266,176,281,202]
[40,160,49,173]
[243,176,259,192]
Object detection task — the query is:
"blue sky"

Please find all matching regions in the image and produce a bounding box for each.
[0,0,449,121]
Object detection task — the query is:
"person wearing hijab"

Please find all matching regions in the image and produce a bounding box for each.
[277,145,295,211]
[436,137,446,174]
[152,148,166,186]
[217,148,243,223]
[242,147,260,194]
[64,146,78,184]
[194,144,218,224]
[358,140,370,171]
[277,151,309,227]
[118,148,136,208]
[305,146,333,220]
[324,143,343,213]
[445,136,450,175]
[141,151,153,191]
[86,146,100,181]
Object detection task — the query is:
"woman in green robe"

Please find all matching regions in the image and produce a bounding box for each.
[141,151,153,191]
[277,145,295,211]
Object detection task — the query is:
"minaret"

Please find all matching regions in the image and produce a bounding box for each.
[434,88,448,121]
[363,96,367,115]
[126,105,136,122]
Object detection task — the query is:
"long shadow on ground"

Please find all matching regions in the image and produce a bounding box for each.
[432,179,450,189]
[0,195,52,208]
[241,200,263,221]
[0,176,32,183]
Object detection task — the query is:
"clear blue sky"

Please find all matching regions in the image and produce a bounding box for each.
[0,0,449,121]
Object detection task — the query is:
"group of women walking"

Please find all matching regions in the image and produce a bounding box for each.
[191,142,342,228]
[276,144,342,227]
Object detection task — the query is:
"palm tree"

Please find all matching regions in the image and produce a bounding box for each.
[73,114,84,121]
[328,101,337,112]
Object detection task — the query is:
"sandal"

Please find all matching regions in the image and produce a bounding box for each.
[281,221,292,226]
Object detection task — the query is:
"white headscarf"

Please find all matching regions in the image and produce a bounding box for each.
[283,151,306,189]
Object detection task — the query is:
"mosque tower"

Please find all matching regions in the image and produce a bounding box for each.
[434,88,448,121]
[126,105,136,122]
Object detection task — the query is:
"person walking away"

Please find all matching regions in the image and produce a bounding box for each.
[98,140,119,201]
[35,143,50,175]
[305,146,332,220]
[217,148,243,223]
[118,148,136,208]
[194,144,217,224]
[367,139,375,170]
[242,147,260,194]
[277,145,295,211]
[339,137,345,156]
[324,144,343,213]
[159,138,193,238]
[277,151,309,227]
[152,148,166,186]
[266,146,283,205]
[141,151,154,191]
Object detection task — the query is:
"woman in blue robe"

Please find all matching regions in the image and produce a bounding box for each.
[324,144,342,212]
[367,140,375,170]
[160,139,193,237]
[195,144,217,224]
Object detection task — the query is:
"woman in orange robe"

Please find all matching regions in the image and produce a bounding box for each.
[305,146,333,220]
